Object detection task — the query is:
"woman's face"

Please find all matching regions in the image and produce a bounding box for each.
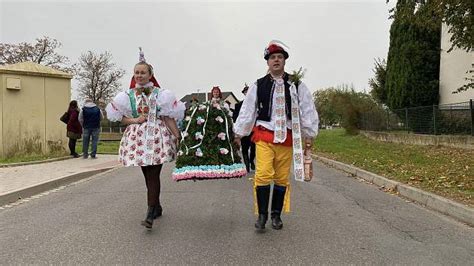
[212,89,220,98]
[134,64,151,86]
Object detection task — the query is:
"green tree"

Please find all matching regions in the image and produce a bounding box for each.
[314,85,385,135]
[369,58,387,104]
[387,0,473,92]
[0,36,72,72]
[74,51,125,103]
[385,0,441,110]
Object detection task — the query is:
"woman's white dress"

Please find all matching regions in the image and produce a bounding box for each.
[106,87,185,166]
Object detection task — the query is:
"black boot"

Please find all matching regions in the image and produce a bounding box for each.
[141,206,155,229]
[153,205,163,219]
[271,185,286,230]
[243,156,250,173]
[255,185,270,230]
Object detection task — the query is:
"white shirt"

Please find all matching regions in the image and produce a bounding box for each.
[233,80,319,138]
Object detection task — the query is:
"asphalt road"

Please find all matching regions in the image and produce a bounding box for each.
[1,162,473,264]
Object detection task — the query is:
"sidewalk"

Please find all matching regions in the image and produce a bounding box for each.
[0,155,121,206]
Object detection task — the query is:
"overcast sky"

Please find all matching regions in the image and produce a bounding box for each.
[0,0,394,100]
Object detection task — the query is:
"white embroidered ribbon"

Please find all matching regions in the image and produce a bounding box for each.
[189,104,210,150]
[181,105,199,155]
[273,78,287,143]
[289,83,305,182]
[144,89,159,166]
[221,108,235,162]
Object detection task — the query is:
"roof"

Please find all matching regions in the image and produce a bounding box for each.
[180,91,239,105]
[0,62,73,79]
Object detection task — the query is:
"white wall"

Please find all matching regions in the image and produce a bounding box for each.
[439,23,474,105]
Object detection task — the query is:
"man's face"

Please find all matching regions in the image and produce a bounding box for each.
[267,53,286,73]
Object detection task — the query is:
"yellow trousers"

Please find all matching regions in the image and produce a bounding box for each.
[254,140,292,214]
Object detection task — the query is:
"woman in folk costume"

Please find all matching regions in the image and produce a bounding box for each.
[172,86,247,181]
[234,40,319,230]
[105,48,185,229]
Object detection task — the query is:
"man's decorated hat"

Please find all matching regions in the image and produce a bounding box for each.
[264,40,289,60]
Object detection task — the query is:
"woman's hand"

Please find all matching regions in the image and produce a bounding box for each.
[135,115,147,124]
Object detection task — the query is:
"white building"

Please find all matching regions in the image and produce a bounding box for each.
[439,23,474,105]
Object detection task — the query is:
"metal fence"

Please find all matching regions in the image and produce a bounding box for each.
[360,100,474,135]
[100,120,126,133]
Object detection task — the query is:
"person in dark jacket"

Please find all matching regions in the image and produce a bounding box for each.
[79,98,103,159]
[66,100,82,158]
[233,84,255,173]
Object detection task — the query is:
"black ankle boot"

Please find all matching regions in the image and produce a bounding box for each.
[271,185,286,230]
[271,213,283,230]
[141,206,155,229]
[255,185,270,230]
[153,205,163,219]
[255,214,268,229]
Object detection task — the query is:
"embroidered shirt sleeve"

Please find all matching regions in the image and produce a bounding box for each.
[298,82,319,138]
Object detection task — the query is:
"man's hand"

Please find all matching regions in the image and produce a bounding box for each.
[304,137,313,149]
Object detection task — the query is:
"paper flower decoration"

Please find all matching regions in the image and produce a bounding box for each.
[215,116,224,123]
[195,132,204,140]
[219,148,229,155]
[185,116,191,121]
[217,132,226,140]
[198,104,206,111]
[196,116,205,125]
[195,148,203,157]
[177,150,184,156]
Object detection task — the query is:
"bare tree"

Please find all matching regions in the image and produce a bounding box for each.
[0,36,72,72]
[74,51,125,103]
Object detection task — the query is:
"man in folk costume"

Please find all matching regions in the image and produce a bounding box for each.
[234,40,319,230]
[232,84,256,173]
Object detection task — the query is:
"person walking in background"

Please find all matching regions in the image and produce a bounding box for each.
[106,48,185,230]
[66,100,82,158]
[232,84,256,173]
[79,98,103,159]
[234,40,319,230]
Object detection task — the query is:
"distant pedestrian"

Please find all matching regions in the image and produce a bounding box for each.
[79,98,103,159]
[65,100,82,158]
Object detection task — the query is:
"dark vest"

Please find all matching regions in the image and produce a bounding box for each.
[256,73,298,121]
[82,106,101,129]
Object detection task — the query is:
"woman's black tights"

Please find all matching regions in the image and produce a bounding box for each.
[68,138,77,155]
[141,164,163,207]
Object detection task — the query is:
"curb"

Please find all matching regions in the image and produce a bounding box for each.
[0,167,116,206]
[0,156,72,168]
[0,153,117,168]
[313,154,474,227]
